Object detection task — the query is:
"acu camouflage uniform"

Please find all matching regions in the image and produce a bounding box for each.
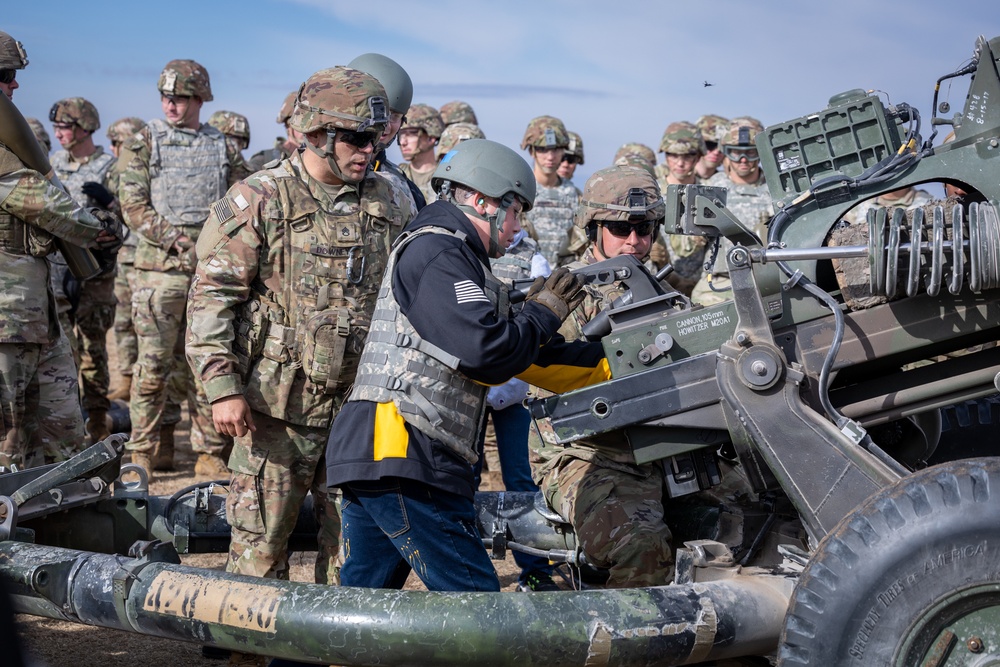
[398,103,444,204]
[522,116,578,268]
[0,141,105,468]
[117,116,245,459]
[533,246,674,588]
[187,148,414,583]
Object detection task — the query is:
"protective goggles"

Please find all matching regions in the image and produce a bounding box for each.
[723,147,760,162]
[333,128,379,150]
[0,69,16,85]
[602,220,654,238]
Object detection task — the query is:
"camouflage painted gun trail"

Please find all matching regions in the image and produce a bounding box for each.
[0,539,791,666]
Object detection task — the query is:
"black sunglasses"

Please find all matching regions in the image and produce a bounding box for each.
[336,129,379,150]
[602,220,654,238]
[561,155,580,165]
[705,141,719,151]
[0,69,16,85]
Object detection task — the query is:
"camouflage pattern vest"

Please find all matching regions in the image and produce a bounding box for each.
[490,235,538,284]
[146,118,228,228]
[0,143,56,257]
[50,147,115,207]
[527,177,578,267]
[238,161,396,403]
[348,226,508,464]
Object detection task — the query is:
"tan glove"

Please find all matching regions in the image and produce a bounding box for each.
[525,266,586,321]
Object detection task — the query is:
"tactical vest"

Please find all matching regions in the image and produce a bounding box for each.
[234,161,395,402]
[490,235,538,284]
[50,147,115,206]
[0,142,53,256]
[146,118,228,227]
[527,178,577,266]
[348,226,508,463]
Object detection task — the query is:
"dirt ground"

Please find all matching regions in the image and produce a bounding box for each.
[13,329,523,667]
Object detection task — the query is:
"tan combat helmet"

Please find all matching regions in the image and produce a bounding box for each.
[49,97,101,133]
[439,100,478,126]
[436,122,486,160]
[564,131,585,165]
[26,117,50,153]
[0,30,29,71]
[614,142,656,166]
[107,117,146,146]
[659,121,705,155]
[158,59,213,101]
[520,115,569,150]
[400,103,445,139]
[277,90,298,125]
[576,165,665,255]
[208,110,251,149]
[696,114,729,146]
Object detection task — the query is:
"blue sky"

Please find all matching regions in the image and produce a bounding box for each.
[6,1,999,187]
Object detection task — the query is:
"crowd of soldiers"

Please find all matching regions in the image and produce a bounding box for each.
[0,27,940,667]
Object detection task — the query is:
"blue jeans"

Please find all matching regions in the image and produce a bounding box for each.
[340,478,501,592]
[476,405,555,582]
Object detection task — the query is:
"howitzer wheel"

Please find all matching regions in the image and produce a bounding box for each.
[778,457,1000,666]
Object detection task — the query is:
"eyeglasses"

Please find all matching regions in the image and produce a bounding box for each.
[602,220,654,238]
[723,147,760,162]
[0,69,16,85]
[336,129,379,150]
[161,94,192,107]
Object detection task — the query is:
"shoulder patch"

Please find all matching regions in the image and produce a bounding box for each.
[212,198,235,223]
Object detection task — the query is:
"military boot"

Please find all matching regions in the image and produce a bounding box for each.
[85,409,110,444]
[154,423,176,471]
[130,451,153,481]
[107,375,132,402]
[195,453,230,479]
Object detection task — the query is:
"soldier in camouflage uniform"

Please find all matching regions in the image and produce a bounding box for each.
[187,66,414,596]
[26,118,50,153]
[534,164,675,587]
[49,97,119,443]
[246,91,300,173]
[207,110,252,176]
[348,53,425,212]
[118,59,247,479]
[0,30,123,469]
[105,117,146,401]
[691,118,774,307]
[613,142,657,167]
[844,185,934,226]
[521,115,578,268]
[435,122,485,160]
[398,103,444,204]
[438,100,478,127]
[655,121,708,295]
[557,131,588,263]
[694,114,728,181]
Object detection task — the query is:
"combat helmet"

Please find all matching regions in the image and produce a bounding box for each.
[0,30,28,71]
[26,117,50,153]
[520,115,569,150]
[564,131,585,165]
[158,59,213,101]
[107,117,146,146]
[400,103,444,139]
[576,165,664,256]
[439,100,478,126]
[433,138,536,258]
[435,122,486,160]
[696,114,729,145]
[276,91,297,125]
[659,121,705,155]
[208,110,251,146]
[347,53,412,115]
[613,143,656,166]
[721,117,764,156]
[49,97,101,133]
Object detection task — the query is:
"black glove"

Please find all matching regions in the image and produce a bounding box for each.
[87,208,125,275]
[82,181,115,209]
[524,266,586,321]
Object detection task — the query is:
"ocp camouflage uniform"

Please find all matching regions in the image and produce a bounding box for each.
[528,178,578,268]
[843,186,934,226]
[118,118,245,460]
[106,158,139,383]
[533,246,674,587]
[187,150,415,583]
[0,142,105,469]
[690,170,774,307]
[51,145,117,419]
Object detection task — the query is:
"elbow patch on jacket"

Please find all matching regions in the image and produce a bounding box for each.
[516,357,611,394]
[374,401,409,460]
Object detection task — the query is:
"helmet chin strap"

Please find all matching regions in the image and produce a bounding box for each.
[305,131,353,183]
[453,191,514,259]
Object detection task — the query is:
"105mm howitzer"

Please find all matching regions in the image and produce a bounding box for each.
[5,34,1000,667]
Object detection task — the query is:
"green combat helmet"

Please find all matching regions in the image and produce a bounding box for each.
[348,53,413,116]
[49,97,101,133]
[26,117,50,153]
[696,114,729,145]
[520,115,569,150]
[659,121,706,155]
[400,103,444,139]
[614,142,657,166]
[107,117,146,146]
[433,138,536,258]
[435,122,486,160]
[157,59,213,101]
[207,110,251,149]
[439,100,478,126]
[288,66,388,182]
[565,131,585,165]
[0,30,28,70]
[576,165,665,255]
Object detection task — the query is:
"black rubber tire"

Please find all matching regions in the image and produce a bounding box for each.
[778,458,1000,666]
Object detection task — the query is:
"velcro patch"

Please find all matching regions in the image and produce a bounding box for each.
[212,198,235,223]
[233,192,250,210]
